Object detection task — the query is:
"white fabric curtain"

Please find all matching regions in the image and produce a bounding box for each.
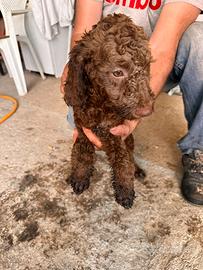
[31,0,75,40]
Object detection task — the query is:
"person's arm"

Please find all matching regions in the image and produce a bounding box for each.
[84,2,201,147]
[149,2,201,96]
[60,0,103,93]
[70,0,103,47]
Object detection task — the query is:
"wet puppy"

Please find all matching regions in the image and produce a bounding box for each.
[64,14,154,208]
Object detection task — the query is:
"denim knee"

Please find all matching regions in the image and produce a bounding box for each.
[175,22,203,153]
[164,22,203,93]
[174,22,203,78]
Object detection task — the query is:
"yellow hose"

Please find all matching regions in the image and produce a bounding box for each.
[0,95,18,124]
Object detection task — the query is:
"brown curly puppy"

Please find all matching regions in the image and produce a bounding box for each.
[64,14,154,208]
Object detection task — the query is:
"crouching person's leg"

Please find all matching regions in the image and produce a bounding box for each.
[167,22,203,204]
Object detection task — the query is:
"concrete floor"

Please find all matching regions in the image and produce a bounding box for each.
[0,72,203,270]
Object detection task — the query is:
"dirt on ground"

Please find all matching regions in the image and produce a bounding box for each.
[0,153,203,270]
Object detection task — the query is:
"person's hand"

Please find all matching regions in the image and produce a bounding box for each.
[83,127,102,148]
[110,119,141,139]
[73,128,79,143]
[60,63,69,95]
[72,119,141,148]
[72,127,102,148]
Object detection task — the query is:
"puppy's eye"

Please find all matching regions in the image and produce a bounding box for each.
[112,70,124,77]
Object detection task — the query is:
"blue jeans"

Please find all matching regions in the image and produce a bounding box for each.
[165,21,203,154]
[67,106,75,129]
[67,21,203,154]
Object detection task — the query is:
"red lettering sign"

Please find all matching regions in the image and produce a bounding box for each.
[135,0,150,9]
[105,0,161,10]
[129,0,135,8]
[108,0,127,5]
[149,0,161,10]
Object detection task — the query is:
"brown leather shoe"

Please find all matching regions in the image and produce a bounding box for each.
[181,150,203,205]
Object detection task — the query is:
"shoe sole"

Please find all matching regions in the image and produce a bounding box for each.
[182,191,203,206]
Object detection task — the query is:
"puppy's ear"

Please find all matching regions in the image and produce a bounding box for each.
[64,45,91,108]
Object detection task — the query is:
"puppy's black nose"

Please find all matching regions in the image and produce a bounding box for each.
[135,104,154,117]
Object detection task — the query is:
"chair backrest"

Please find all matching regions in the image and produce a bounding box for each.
[0,0,27,36]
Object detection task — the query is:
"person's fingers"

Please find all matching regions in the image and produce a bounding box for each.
[73,128,78,143]
[124,119,140,133]
[110,119,141,137]
[110,124,130,137]
[73,121,140,146]
[83,127,102,148]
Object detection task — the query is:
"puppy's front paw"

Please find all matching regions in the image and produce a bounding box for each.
[67,174,90,195]
[113,183,135,209]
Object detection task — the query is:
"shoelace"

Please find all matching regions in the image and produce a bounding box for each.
[183,150,203,174]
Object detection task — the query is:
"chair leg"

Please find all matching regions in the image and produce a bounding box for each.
[1,53,12,77]
[0,57,6,75]
[10,37,27,92]
[1,41,27,96]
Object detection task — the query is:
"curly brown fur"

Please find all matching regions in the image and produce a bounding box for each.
[64,14,154,209]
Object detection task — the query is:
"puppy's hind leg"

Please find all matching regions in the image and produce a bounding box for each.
[112,159,136,209]
[93,127,135,209]
[124,134,146,182]
[67,129,96,195]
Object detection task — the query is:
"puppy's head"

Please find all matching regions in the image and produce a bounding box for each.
[65,14,154,119]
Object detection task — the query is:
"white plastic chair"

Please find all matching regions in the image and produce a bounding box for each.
[10,0,46,80]
[0,1,27,95]
[0,0,45,96]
